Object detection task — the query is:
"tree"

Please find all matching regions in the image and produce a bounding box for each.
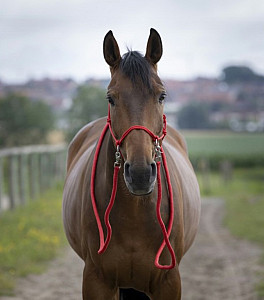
[222,66,264,84]
[177,102,211,129]
[67,85,107,141]
[0,94,55,147]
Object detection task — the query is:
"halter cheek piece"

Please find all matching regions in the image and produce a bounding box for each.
[90,105,176,270]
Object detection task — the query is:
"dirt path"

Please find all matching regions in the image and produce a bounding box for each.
[1,198,263,300]
[180,198,263,300]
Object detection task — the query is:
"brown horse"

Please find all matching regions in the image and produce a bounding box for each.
[63,29,200,300]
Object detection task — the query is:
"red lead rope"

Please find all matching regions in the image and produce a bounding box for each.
[90,107,176,269]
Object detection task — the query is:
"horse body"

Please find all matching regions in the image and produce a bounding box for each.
[63,29,200,299]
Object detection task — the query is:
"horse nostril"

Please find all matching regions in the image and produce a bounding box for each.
[150,162,157,183]
[124,162,132,183]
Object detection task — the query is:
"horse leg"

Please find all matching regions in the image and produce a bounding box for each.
[82,264,119,300]
[150,267,181,300]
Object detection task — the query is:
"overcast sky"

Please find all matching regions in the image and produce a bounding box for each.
[1,0,264,83]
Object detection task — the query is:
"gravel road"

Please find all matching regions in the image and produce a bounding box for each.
[1,198,263,300]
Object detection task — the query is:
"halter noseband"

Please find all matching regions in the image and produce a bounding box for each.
[107,108,167,148]
[90,105,176,269]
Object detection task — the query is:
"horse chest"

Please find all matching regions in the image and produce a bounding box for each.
[86,200,175,286]
[96,240,157,290]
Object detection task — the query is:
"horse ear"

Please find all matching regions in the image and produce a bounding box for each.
[103,30,121,68]
[145,28,163,65]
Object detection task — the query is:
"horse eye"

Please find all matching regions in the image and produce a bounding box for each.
[107,95,115,106]
[159,92,167,103]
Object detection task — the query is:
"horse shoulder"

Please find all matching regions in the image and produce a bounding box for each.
[165,125,201,254]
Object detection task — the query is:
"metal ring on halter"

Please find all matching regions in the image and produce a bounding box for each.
[155,139,162,162]
[114,145,121,167]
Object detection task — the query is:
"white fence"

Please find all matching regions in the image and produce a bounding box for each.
[0,144,67,212]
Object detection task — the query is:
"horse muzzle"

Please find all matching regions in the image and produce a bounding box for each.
[124,161,157,196]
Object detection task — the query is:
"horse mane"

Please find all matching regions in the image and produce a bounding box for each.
[120,50,152,90]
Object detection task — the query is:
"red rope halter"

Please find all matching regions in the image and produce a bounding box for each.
[90,106,176,269]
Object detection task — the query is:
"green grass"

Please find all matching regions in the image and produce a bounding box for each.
[182,131,264,168]
[198,167,264,296]
[0,184,66,296]
[183,131,264,155]
[199,168,264,243]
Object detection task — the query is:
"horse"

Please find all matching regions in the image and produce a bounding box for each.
[63,28,201,300]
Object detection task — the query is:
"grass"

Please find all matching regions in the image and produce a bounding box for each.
[0,184,66,296]
[183,131,264,155]
[182,131,264,168]
[197,167,264,296]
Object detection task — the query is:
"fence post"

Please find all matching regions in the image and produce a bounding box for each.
[29,153,39,200]
[39,153,47,192]
[220,160,233,183]
[48,153,54,188]
[47,153,52,188]
[18,154,27,205]
[50,153,56,187]
[198,158,211,194]
[8,155,16,210]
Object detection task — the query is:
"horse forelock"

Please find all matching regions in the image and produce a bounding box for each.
[120,50,153,91]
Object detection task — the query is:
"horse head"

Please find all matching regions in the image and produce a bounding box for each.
[103,28,166,196]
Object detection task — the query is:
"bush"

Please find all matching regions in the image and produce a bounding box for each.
[177,102,211,129]
[0,94,55,148]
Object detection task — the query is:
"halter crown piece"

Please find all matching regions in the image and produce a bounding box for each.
[90,105,176,269]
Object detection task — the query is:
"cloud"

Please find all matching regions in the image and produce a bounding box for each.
[1,0,264,82]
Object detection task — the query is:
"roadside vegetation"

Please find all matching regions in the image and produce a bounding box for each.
[0,184,66,295]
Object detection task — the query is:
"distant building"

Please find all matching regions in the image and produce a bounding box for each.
[1,72,264,131]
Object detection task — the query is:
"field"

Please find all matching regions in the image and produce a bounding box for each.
[182,130,264,168]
